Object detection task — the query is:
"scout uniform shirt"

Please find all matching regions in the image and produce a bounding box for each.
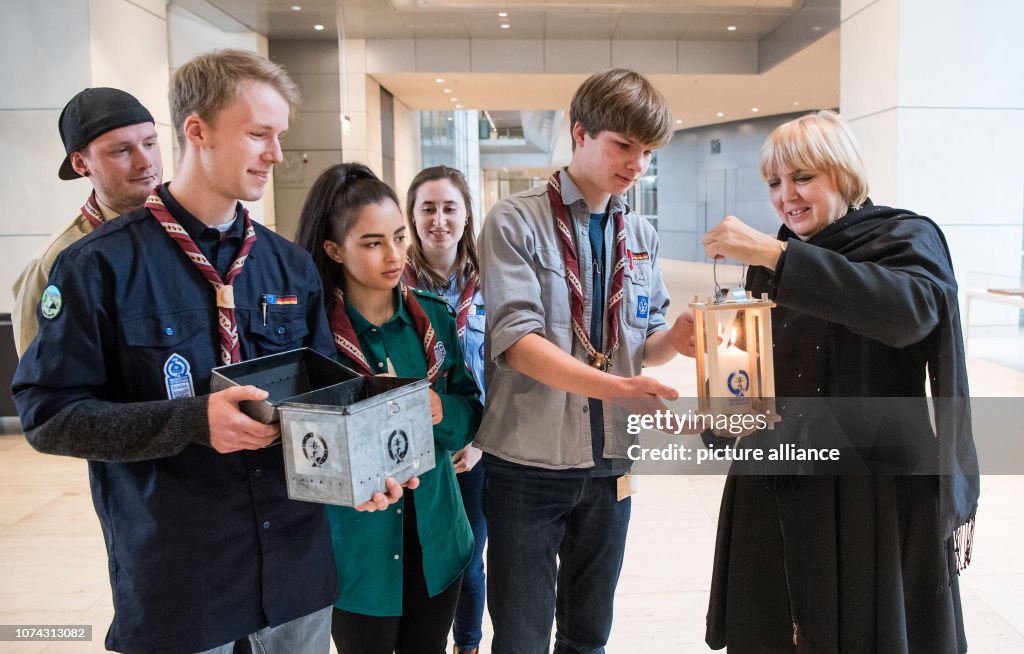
[13,184,337,654]
[328,287,481,616]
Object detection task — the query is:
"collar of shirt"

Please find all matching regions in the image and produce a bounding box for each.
[555,166,629,219]
[94,195,122,222]
[343,288,413,337]
[158,183,245,244]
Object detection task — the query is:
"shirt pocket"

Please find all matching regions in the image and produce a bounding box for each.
[621,264,653,333]
[244,307,310,355]
[120,309,211,399]
[534,246,570,328]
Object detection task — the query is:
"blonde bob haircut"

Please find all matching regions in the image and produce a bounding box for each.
[170,48,300,148]
[759,110,869,208]
[570,67,674,150]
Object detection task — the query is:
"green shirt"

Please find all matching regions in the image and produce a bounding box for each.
[327,288,482,616]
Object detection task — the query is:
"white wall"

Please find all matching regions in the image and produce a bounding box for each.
[0,0,171,314]
[841,0,1024,325]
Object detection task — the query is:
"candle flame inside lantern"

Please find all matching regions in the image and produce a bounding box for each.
[728,326,738,348]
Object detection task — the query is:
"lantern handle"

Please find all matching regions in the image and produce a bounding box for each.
[712,257,747,303]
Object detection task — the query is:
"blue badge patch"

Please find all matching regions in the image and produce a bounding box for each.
[40,285,63,320]
[727,370,750,397]
[164,353,195,400]
[635,295,649,319]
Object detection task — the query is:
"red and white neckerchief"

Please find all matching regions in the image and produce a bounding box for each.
[329,283,445,383]
[546,170,627,371]
[81,190,105,229]
[146,192,257,365]
[402,261,476,340]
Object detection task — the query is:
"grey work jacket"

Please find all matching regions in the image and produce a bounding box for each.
[476,170,670,469]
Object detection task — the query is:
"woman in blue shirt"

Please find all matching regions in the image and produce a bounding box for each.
[295,163,481,654]
[403,166,487,654]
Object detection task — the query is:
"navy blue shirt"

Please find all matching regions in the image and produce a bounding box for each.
[13,184,337,653]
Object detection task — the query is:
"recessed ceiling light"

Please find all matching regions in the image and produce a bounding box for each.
[291,5,301,10]
[498,12,508,17]
[435,78,445,83]
[793,101,800,106]
[675,119,683,124]
[313,24,324,31]
[500,23,511,29]
[443,89,452,93]
[716,112,724,117]
[447,116,453,121]
[727,25,737,31]
[451,97,459,102]
[751,107,759,112]
[456,104,464,109]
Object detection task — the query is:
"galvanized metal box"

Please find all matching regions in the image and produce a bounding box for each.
[279,376,435,507]
[210,348,360,423]
[211,348,435,508]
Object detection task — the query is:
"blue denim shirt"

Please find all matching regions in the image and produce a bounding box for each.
[439,274,487,404]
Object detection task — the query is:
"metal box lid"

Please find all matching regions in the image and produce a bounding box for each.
[210,348,360,423]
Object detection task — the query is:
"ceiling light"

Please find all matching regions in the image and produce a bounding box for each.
[751,107,759,112]
[443,89,452,93]
[727,25,737,31]
[291,5,301,10]
[500,23,511,29]
[793,101,800,106]
[498,12,508,17]
[313,24,324,31]
[456,105,464,109]
[675,119,683,124]
[811,26,823,32]
[451,97,459,102]
[435,78,445,83]
[716,112,724,117]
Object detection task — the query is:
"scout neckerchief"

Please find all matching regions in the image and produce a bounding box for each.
[546,170,626,371]
[329,283,445,383]
[146,192,256,365]
[402,260,476,339]
[81,190,105,229]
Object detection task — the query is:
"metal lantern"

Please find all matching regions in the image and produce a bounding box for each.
[690,289,777,428]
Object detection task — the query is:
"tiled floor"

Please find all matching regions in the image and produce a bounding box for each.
[1,260,1022,653]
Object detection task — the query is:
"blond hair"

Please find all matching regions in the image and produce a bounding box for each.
[759,110,869,207]
[570,68,674,150]
[170,49,300,147]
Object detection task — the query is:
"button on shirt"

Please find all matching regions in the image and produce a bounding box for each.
[13,183,337,653]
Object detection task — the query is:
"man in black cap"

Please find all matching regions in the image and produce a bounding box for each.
[11,87,162,356]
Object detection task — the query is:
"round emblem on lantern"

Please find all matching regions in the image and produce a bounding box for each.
[301,432,329,467]
[727,370,750,397]
[386,429,410,464]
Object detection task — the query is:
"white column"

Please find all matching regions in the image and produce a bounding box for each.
[0,0,171,313]
[840,0,1024,324]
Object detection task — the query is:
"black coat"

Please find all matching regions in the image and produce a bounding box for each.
[706,202,976,653]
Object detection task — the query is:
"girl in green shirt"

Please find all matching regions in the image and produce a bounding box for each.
[296,163,481,654]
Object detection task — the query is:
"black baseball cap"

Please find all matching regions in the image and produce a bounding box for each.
[57,88,155,180]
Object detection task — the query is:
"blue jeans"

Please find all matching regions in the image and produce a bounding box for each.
[453,461,488,649]
[485,468,631,654]
[196,605,332,654]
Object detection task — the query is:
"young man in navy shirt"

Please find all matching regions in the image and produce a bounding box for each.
[14,49,405,654]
